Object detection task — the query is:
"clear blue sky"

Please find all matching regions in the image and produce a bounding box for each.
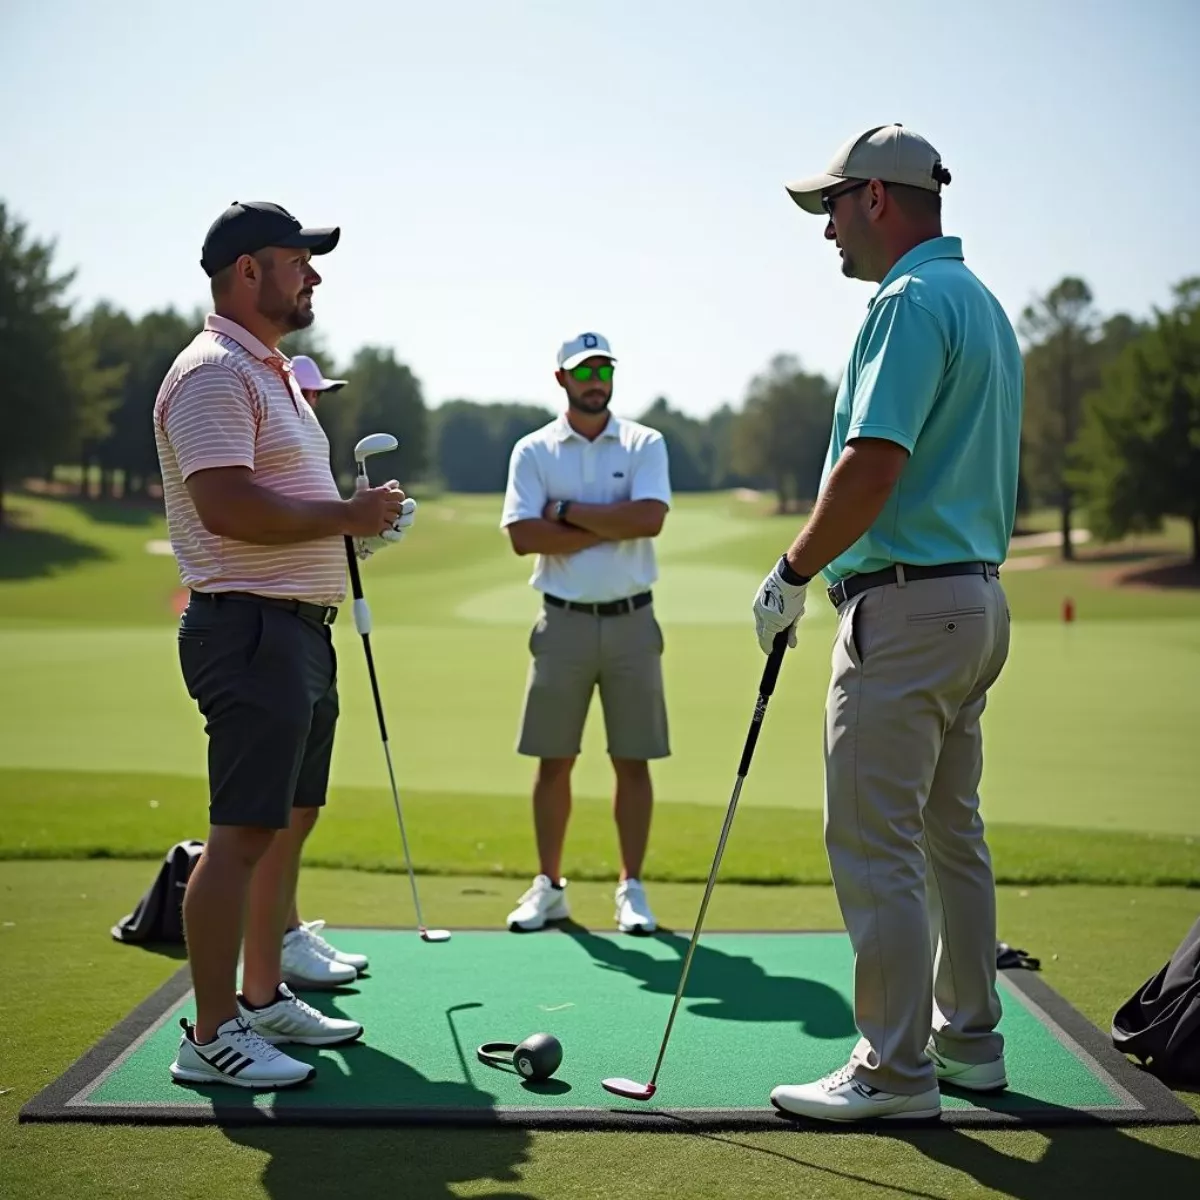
[3,0,1197,419]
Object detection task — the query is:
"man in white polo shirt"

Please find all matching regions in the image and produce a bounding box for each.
[500,332,672,935]
[153,201,414,1090]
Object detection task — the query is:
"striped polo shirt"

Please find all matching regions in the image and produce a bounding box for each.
[153,314,346,606]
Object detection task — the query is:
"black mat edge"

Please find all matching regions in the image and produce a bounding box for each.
[19,964,194,1123]
[996,967,1196,1126]
[18,940,1197,1130]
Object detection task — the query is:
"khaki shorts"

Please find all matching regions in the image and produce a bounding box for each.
[517,599,670,761]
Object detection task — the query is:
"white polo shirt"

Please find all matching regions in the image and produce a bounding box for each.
[501,414,672,603]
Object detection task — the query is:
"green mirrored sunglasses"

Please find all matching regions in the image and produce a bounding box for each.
[569,364,615,382]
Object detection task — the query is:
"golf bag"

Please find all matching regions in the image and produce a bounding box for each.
[1111,913,1200,1085]
[110,839,204,945]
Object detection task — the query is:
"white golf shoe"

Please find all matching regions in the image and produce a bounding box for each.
[770,1064,942,1123]
[506,874,570,931]
[615,878,657,935]
[281,926,358,990]
[169,1016,315,1090]
[927,1039,1008,1092]
[237,983,363,1047]
[297,919,369,974]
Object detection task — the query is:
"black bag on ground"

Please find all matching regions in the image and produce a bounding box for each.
[1111,913,1200,1085]
[110,839,204,945]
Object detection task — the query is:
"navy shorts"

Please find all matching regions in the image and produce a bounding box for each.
[178,592,339,829]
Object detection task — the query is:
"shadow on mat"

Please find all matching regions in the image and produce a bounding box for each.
[212,991,538,1199]
[559,920,855,1038]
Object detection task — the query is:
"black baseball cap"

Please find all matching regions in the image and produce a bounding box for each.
[200,201,340,277]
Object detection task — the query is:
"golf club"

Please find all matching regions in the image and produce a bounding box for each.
[601,629,790,1101]
[345,433,450,943]
[445,1002,484,1081]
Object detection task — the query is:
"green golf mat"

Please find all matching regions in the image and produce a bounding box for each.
[20,928,1196,1131]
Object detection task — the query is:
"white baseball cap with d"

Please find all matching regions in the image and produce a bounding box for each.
[785,124,950,215]
[291,354,347,393]
[557,331,617,371]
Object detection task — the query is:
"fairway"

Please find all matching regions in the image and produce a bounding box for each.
[1,493,1198,839]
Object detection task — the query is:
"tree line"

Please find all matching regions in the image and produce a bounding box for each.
[2,199,1197,561]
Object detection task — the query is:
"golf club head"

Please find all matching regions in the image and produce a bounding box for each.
[601,1077,656,1101]
[354,432,399,463]
[420,927,452,943]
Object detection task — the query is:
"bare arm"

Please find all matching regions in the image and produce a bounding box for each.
[507,519,606,557]
[783,439,909,578]
[186,467,399,544]
[548,500,667,541]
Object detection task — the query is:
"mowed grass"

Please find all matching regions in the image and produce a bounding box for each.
[3,768,1197,887]
[1,492,1198,845]
[2,490,1199,1198]
[2,861,1199,1200]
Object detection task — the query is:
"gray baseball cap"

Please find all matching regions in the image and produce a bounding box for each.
[785,124,949,215]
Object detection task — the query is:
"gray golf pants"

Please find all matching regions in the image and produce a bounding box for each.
[823,567,1011,1094]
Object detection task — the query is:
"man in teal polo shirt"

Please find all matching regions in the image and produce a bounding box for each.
[751,124,1024,1123]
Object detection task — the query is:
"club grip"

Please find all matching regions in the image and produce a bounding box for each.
[344,536,365,600]
[736,633,789,778]
[760,631,789,697]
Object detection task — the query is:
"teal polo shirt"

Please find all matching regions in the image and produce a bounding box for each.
[817,236,1024,585]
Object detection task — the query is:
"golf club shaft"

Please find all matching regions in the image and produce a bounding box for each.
[342,532,428,932]
[645,631,789,1088]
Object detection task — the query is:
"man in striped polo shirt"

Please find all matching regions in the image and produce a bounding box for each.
[154,201,414,1090]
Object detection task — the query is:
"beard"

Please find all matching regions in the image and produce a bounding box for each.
[258,276,313,332]
[567,388,611,413]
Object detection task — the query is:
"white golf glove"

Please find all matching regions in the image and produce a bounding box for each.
[752,556,810,654]
[354,497,417,560]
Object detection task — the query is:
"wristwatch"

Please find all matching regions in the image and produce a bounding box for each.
[553,500,572,523]
[778,555,811,586]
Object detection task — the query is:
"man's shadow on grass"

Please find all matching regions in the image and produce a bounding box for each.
[206,991,537,1200]
[688,1092,1198,1200]
[905,1091,1200,1199]
[559,920,856,1039]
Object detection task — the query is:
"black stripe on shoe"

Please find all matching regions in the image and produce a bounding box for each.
[224,1054,253,1077]
[207,1047,238,1070]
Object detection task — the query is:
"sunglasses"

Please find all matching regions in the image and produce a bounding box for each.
[569,364,615,382]
[820,180,870,218]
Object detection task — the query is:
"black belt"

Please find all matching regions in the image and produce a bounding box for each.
[188,589,338,626]
[544,591,652,617]
[826,562,998,609]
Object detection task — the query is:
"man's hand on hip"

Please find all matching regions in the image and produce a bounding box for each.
[752,556,810,654]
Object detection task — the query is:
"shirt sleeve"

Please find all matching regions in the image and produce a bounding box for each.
[630,432,672,506]
[848,294,946,453]
[160,364,258,480]
[500,441,547,528]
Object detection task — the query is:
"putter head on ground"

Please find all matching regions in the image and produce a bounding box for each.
[601,1077,656,1100]
[420,928,452,943]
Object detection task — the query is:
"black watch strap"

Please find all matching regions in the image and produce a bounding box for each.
[554,500,571,523]
[777,555,811,587]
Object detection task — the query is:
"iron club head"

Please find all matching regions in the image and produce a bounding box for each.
[354,432,399,463]
[601,1077,656,1101]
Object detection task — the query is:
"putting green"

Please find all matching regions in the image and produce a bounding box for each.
[21,929,1194,1130]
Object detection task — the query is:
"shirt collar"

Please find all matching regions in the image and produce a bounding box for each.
[553,413,622,442]
[871,236,964,304]
[205,313,288,367]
